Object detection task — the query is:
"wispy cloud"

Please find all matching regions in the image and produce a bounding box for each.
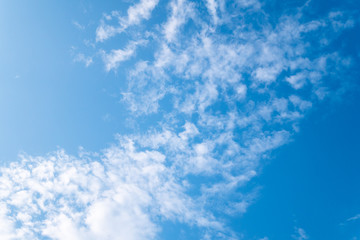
[101,40,147,71]
[347,214,360,222]
[292,227,309,240]
[205,0,219,25]
[72,21,85,30]
[96,0,159,42]
[93,2,356,238]
[73,53,93,67]
[162,0,195,43]
[0,0,357,239]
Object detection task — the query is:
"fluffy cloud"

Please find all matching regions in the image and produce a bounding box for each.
[0,137,226,239]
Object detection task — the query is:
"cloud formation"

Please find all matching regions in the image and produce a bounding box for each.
[96,0,159,42]
[1,0,357,239]
[0,140,224,239]
[292,227,309,240]
[101,40,148,71]
[347,213,360,222]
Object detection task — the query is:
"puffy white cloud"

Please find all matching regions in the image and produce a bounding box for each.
[0,137,227,240]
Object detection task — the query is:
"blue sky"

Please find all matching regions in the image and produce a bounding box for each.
[0,0,359,239]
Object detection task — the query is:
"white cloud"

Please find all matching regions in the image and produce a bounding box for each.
[72,21,85,30]
[101,40,147,71]
[163,0,195,43]
[122,60,169,114]
[127,0,159,25]
[347,214,360,222]
[292,227,309,240]
[2,0,356,239]
[0,136,229,240]
[286,72,307,89]
[328,11,355,31]
[205,0,219,25]
[74,53,93,67]
[0,204,16,240]
[96,24,118,43]
[253,65,283,83]
[236,0,261,8]
[289,95,312,111]
[96,0,159,42]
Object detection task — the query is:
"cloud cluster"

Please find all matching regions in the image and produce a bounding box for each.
[1,0,357,239]
[0,140,223,239]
